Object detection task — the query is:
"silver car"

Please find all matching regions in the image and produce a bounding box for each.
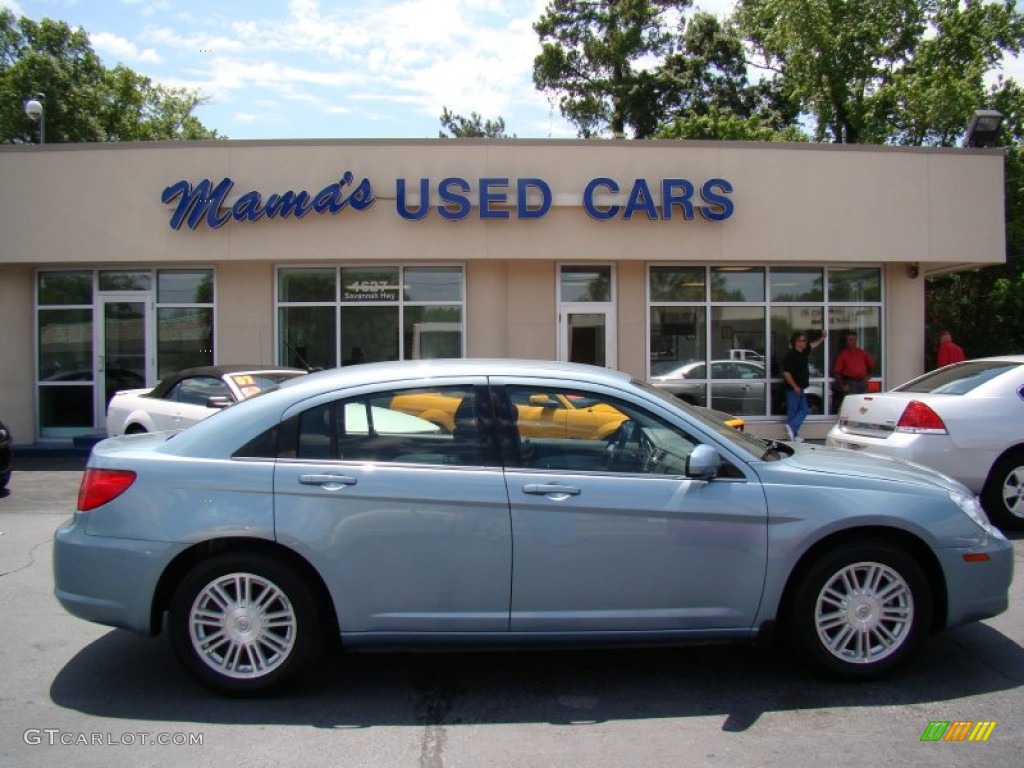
[54,360,1012,695]
[827,356,1024,530]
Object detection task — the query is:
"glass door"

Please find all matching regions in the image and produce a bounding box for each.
[97,295,154,425]
[557,265,616,369]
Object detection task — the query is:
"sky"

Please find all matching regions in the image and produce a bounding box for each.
[2,0,1023,141]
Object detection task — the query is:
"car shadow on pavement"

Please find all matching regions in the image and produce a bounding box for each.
[50,622,1023,730]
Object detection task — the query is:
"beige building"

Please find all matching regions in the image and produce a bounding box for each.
[0,139,1006,445]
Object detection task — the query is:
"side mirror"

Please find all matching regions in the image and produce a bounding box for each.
[206,395,232,409]
[686,444,721,480]
[529,394,558,408]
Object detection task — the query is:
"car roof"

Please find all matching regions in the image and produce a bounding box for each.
[149,365,307,398]
[277,359,632,397]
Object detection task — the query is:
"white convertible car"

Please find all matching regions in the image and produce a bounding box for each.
[106,365,307,436]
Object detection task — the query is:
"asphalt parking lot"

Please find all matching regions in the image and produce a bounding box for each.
[1,456,1022,768]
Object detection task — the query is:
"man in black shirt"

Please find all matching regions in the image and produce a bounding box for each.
[782,330,826,441]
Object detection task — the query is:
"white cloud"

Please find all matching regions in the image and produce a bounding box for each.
[90,31,162,64]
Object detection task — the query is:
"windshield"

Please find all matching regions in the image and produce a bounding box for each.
[895,361,1020,395]
[633,379,780,460]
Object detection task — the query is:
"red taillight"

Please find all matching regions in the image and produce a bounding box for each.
[77,469,137,511]
[896,400,948,433]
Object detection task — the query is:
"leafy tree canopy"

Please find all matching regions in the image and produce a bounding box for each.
[438,107,515,138]
[0,9,220,143]
[735,0,1024,145]
[533,0,694,139]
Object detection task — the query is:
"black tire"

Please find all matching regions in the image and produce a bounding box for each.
[981,450,1024,531]
[789,542,932,679]
[125,424,147,435]
[169,553,319,696]
[0,469,9,491]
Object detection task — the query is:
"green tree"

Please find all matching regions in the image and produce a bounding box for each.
[438,107,515,138]
[533,0,692,138]
[734,0,1024,145]
[0,10,220,143]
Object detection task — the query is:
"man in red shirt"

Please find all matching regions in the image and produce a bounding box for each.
[833,332,875,395]
[936,330,966,368]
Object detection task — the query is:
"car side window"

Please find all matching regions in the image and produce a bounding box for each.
[503,385,706,475]
[167,376,229,405]
[288,386,498,466]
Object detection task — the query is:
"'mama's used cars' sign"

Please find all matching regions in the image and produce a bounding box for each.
[161,172,734,230]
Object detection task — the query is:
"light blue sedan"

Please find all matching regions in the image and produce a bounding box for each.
[54,360,1013,695]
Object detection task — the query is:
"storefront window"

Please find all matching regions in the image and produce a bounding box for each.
[342,267,399,301]
[404,306,463,359]
[649,266,882,418]
[711,267,764,302]
[158,308,214,377]
[770,267,823,302]
[769,307,826,416]
[340,306,398,364]
[561,265,611,302]
[156,270,214,376]
[158,269,213,303]
[39,271,91,305]
[405,266,462,302]
[280,268,336,303]
[99,271,152,292]
[279,305,337,370]
[37,272,94,438]
[277,266,465,368]
[650,266,705,302]
[829,268,881,302]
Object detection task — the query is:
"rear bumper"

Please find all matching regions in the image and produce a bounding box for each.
[53,514,184,635]
[825,427,987,493]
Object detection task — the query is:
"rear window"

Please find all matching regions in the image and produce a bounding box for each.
[895,361,1021,395]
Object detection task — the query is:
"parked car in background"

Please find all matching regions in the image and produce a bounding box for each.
[827,356,1024,530]
[105,365,307,436]
[651,359,824,415]
[0,418,11,491]
[56,359,1011,695]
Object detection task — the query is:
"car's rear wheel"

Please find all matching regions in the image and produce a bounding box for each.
[125,423,147,435]
[790,542,931,679]
[982,450,1024,531]
[169,553,318,696]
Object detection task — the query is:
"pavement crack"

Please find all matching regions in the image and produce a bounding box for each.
[0,537,50,578]
[415,663,460,768]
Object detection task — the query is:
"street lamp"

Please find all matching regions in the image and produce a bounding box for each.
[24,94,45,145]
[964,109,1004,148]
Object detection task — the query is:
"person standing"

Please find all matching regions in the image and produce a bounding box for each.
[935,330,965,368]
[782,330,826,442]
[833,331,875,396]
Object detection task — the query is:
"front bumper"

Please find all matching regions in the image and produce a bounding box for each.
[936,538,1014,628]
[53,514,186,635]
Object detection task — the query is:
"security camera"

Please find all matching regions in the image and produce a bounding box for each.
[907,264,919,279]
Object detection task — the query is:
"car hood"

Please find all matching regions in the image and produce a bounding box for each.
[776,442,969,495]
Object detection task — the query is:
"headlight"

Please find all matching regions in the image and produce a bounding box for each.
[949,490,1003,538]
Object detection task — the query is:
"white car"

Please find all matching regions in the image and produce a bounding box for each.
[827,356,1024,530]
[106,365,307,436]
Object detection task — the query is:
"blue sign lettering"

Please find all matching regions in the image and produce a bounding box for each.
[164,173,731,229]
[162,172,375,230]
[699,178,734,221]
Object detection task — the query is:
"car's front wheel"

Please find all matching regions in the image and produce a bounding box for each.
[169,553,319,696]
[790,542,931,679]
[982,450,1024,531]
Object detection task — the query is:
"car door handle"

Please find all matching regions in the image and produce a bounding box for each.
[523,483,581,499]
[299,474,357,489]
